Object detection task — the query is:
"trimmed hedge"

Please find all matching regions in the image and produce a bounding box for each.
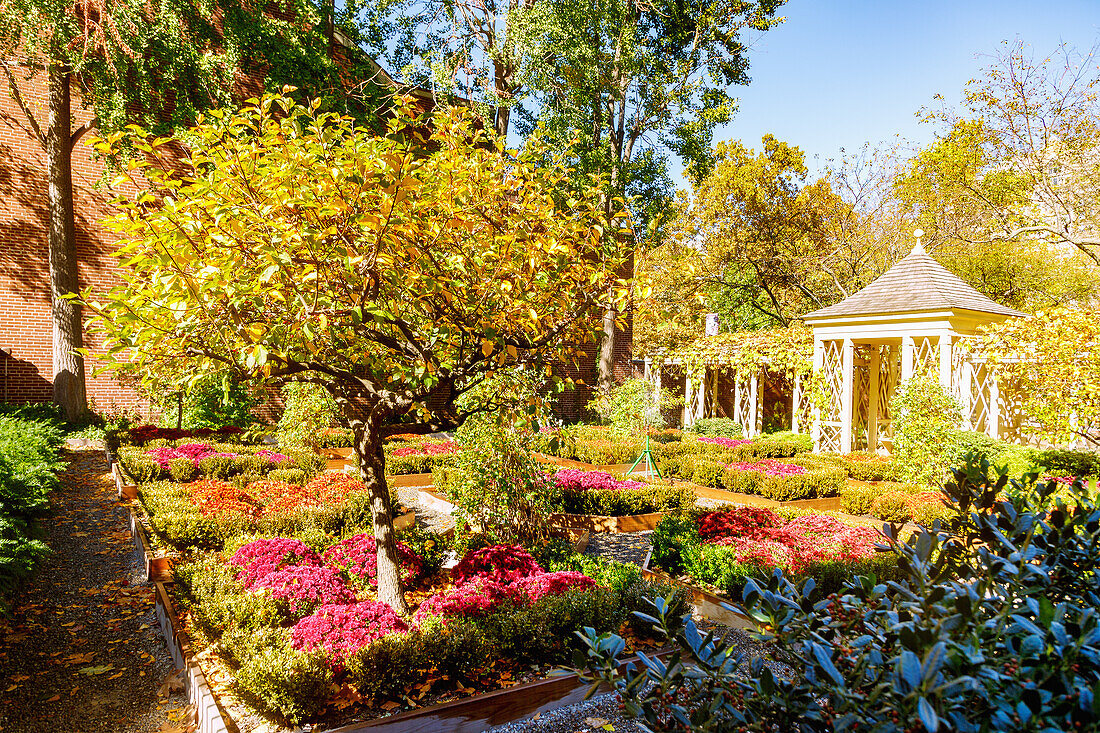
[118,444,326,485]
[685,418,743,438]
[667,454,845,501]
[560,484,694,516]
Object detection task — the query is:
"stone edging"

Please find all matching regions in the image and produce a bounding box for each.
[153,582,231,733]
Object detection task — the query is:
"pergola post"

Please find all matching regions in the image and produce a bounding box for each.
[841,338,854,453]
[960,359,974,429]
[987,373,1000,439]
[901,335,915,383]
[750,373,759,438]
[867,346,881,453]
[938,333,952,393]
[791,375,802,433]
[710,371,719,419]
[654,362,662,406]
[811,338,823,451]
[682,374,694,428]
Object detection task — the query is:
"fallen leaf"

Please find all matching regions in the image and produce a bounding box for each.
[78,665,115,676]
[44,695,60,702]
[585,717,611,729]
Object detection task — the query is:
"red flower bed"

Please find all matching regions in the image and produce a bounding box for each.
[127,424,242,446]
[698,507,783,541]
[306,473,367,504]
[452,544,543,585]
[146,443,239,470]
[253,564,356,615]
[391,440,457,458]
[413,577,522,621]
[230,538,321,588]
[291,601,408,662]
[510,571,596,602]
[322,533,424,587]
[700,508,884,574]
[697,436,752,449]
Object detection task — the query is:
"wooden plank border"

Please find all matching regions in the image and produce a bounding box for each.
[153,582,231,733]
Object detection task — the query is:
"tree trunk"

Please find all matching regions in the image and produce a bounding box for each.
[598,297,616,392]
[46,65,87,421]
[353,420,409,615]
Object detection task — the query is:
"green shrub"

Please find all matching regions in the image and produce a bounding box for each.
[751,431,813,457]
[619,580,690,637]
[572,439,643,465]
[235,454,271,476]
[235,631,333,724]
[168,457,198,483]
[276,383,341,450]
[267,468,306,485]
[482,587,624,664]
[386,453,437,475]
[157,374,260,430]
[548,554,642,592]
[690,460,725,488]
[560,484,693,516]
[687,418,743,438]
[1030,448,1100,479]
[284,450,327,477]
[839,483,878,515]
[396,525,447,577]
[833,451,902,481]
[755,467,846,502]
[992,446,1040,479]
[588,379,668,433]
[684,542,767,595]
[198,453,239,480]
[890,374,962,485]
[870,490,913,522]
[948,430,1008,465]
[650,512,702,574]
[719,465,764,494]
[118,450,165,483]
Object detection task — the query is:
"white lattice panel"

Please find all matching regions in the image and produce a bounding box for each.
[914,336,938,377]
[822,340,843,422]
[968,363,992,432]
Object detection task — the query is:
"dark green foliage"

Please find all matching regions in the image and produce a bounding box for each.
[267,468,306,485]
[235,632,333,724]
[481,587,624,664]
[547,554,643,592]
[650,512,701,575]
[1031,447,1100,478]
[947,430,1007,464]
[687,418,743,438]
[578,454,1100,732]
[560,484,693,516]
[396,525,447,577]
[159,374,260,430]
[0,412,63,606]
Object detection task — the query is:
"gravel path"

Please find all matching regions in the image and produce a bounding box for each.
[582,531,652,567]
[0,449,190,733]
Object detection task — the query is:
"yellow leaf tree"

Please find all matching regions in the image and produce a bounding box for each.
[87,94,629,613]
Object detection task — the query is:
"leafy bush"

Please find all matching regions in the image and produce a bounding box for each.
[869,490,912,522]
[686,417,743,438]
[751,431,813,457]
[649,512,701,574]
[481,586,623,664]
[158,373,260,430]
[267,468,306,485]
[890,373,962,485]
[168,457,198,483]
[0,412,63,605]
[588,378,667,433]
[235,631,333,723]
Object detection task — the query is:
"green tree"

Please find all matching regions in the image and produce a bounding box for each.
[86,94,628,613]
[0,0,351,420]
[889,373,962,486]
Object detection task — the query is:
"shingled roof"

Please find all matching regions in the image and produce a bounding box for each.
[802,243,1027,321]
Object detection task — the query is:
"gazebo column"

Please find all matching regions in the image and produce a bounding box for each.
[654,363,662,407]
[867,346,881,453]
[811,338,823,451]
[841,338,854,454]
[791,375,802,434]
[710,371,719,419]
[938,333,953,393]
[901,335,915,382]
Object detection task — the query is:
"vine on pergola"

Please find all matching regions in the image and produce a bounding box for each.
[659,325,815,382]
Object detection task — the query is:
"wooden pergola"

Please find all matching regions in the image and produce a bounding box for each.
[802,239,1025,454]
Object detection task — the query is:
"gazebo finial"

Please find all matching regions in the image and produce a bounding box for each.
[911,228,925,255]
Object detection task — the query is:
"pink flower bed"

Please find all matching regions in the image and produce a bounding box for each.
[229,538,321,589]
[553,468,647,493]
[145,442,288,470]
[724,458,807,478]
[255,449,289,463]
[452,544,543,585]
[322,533,424,587]
[253,564,356,614]
[291,601,408,661]
[413,577,522,621]
[391,440,458,458]
[700,507,884,574]
[698,436,752,449]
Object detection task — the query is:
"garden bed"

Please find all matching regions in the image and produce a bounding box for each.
[548,510,666,533]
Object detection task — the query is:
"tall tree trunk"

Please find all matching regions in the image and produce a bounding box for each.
[350,413,409,615]
[46,65,87,421]
[598,295,616,392]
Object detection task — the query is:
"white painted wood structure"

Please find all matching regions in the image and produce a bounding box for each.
[802,237,1026,454]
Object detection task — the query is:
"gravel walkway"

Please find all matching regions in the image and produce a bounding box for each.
[0,449,190,733]
[582,531,652,567]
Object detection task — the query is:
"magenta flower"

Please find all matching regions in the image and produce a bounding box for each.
[724,459,807,477]
[509,571,596,602]
[413,577,522,622]
[698,436,752,448]
[452,544,543,585]
[255,449,289,463]
[229,538,321,589]
[554,468,647,492]
[322,533,424,587]
[253,564,355,615]
[291,601,408,662]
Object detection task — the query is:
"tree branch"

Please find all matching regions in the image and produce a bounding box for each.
[2,62,45,148]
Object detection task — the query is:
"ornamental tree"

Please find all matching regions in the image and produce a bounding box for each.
[86,93,629,613]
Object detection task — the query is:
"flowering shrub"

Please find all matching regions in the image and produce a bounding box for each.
[253,564,356,615]
[322,533,424,587]
[724,459,807,478]
[255,449,289,463]
[697,506,782,541]
[697,436,752,449]
[290,601,408,662]
[413,577,521,621]
[510,571,596,602]
[391,440,457,458]
[187,479,262,518]
[146,442,239,470]
[452,544,543,585]
[229,538,321,588]
[553,468,647,493]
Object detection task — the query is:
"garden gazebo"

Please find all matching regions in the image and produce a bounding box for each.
[802,236,1025,454]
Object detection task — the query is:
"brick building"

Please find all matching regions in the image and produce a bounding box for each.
[0,48,632,420]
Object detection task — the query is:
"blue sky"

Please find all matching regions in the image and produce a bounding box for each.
[703,0,1100,180]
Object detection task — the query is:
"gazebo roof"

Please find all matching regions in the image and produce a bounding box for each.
[802,243,1026,322]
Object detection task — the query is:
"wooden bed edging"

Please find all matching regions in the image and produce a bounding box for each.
[128,505,179,583]
[548,511,666,533]
[639,567,756,631]
[328,652,671,733]
[153,582,231,733]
